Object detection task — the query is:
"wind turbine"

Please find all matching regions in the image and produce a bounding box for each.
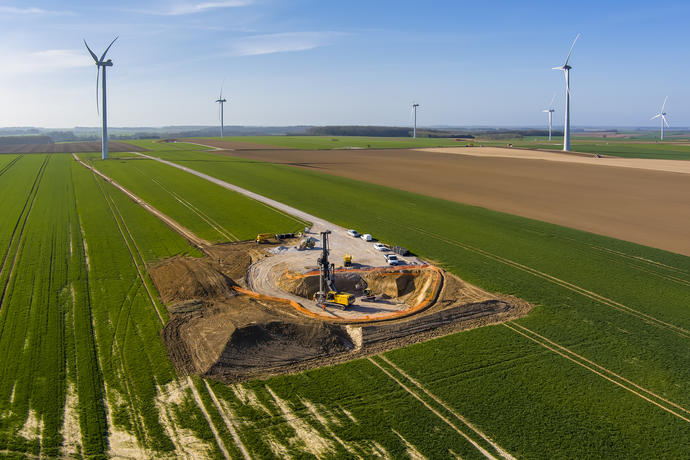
[412,103,420,139]
[216,84,227,138]
[84,36,118,160]
[650,96,670,141]
[552,33,580,151]
[542,94,556,141]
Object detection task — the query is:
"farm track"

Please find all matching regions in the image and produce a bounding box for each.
[84,158,240,457]
[0,155,49,311]
[0,155,22,178]
[399,223,690,339]
[503,322,690,423]
[368,356,502,460]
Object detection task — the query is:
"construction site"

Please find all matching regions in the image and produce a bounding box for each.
[153,220,532,382]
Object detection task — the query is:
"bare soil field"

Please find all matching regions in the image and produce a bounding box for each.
[215,147,690,256]
[0,141,147,153]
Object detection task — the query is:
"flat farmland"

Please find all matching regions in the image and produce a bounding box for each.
[0,141,148,154]
[210,145,690,256]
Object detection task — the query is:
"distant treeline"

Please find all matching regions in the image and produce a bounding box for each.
[304,125,476,138]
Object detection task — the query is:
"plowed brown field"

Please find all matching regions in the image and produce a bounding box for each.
[216,147,690,256]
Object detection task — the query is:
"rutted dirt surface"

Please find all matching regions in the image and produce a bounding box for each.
[151,240,531,382]
[214,146,690,256]
[0,141,147,154]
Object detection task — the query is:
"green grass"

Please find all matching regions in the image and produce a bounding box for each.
[144,148,690,458]
[192,135,470,150]
[79,153,308,243]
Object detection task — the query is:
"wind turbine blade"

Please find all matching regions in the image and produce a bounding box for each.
[650,114,661,120]
[99,36,119,62]
[661,96,668,112]
[662,115,670,127]
[549,93,556,109]
[95,66,100,115]
[564,33,581,66]
[84,39,99,62]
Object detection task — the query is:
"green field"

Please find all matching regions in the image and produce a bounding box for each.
[0,148,688,458]
[198,135,470,150]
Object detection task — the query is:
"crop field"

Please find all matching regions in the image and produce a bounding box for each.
[195,135,468,150]
[0,145,688,458]
[132,146,690,457]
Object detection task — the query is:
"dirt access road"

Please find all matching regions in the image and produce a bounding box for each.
[207,145,690,257]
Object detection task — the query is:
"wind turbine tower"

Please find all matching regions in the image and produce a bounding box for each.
[552,33,580,151]
[650,97,670,141]
[412,103,420,139]
[84,37,118,160]
[216,85,227,138]
[542,94,556,141]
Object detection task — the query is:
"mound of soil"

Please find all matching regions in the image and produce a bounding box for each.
[150,257,233,304]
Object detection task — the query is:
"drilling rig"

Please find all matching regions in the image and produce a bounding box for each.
[314,231,354,309]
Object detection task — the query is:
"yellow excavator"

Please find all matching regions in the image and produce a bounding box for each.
[313,231,354,310]
[256,233,273,244]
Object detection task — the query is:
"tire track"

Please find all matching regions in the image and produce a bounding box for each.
[401,224,690,339]
[368,356,500,460]
[188,377,232,460]
[0,154,22,178]
[503,322,690,423]
[203,380,251,460]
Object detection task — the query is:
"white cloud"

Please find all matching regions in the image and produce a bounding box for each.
[1,49,91,77]
[152,1,254,15]
[229,32,339,56]
[0,6,73,15]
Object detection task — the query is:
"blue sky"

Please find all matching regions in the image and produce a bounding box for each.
[1,0,689,128]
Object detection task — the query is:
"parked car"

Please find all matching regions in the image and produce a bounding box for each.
[393,245,410,256]
[360,233,373,242]
[347,229,359,238]
[373,243,388,252]
[385,254,399,265]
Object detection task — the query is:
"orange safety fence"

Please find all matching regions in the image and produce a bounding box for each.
[233,264,443,323]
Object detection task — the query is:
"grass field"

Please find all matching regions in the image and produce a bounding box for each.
[1,148,688,458]
[198,135,469,150]
[137,147,690,458]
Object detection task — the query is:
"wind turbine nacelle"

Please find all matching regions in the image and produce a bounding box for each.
[100,60,113,67]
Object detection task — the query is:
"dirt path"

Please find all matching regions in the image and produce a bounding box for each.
[211,146,690,257]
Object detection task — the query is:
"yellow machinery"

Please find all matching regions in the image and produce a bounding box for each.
[343,254,353,267]
[256,233,273,244]
[315,290,354,308]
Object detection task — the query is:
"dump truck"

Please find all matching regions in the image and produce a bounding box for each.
[256,233,273,244]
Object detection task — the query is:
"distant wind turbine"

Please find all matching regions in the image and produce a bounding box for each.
[84,36,118,160]
[542,94,556,141]
[412,103,420,139]
[650,96,670,141]
[552,33,580,151]
[216,84,227,138]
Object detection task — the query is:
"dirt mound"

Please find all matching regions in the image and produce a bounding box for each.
[150,257,233,304]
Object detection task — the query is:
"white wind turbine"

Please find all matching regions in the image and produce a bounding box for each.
[542,94,556,141]
[84,36,118,160]
[552,33,580,151]
[216,84,227,138]
[650,96,670,141]
[412,103,420,139]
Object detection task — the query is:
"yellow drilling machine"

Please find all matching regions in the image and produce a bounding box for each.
[313,230,354,310]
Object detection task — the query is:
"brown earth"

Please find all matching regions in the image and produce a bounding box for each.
[0,141,148,154]
[214,147,690,256]
[150,240,530,382]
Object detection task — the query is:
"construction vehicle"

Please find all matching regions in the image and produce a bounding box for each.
[256,233,273,244]
[314,230,354,310]
[297,237,316,250]
[343,254,353,267]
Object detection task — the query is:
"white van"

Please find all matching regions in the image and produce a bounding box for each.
[360,234,373,242]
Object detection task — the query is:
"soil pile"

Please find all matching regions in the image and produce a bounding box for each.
[150,257,233,304]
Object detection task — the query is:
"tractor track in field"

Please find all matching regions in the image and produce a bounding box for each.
[0,155,23,178]
[368,356,502,460]
[375,355,516,460]
[81,157,239,458]
[203,380,251,460]
[503,322,690,423]
[0,155,49,312]
[396,223,690,340]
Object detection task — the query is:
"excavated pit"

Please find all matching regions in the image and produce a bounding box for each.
[149,241,532,382]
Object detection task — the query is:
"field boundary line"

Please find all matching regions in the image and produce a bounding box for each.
[187,377,232,460]
[203,380,251,460]
[404,224,690,339]
[135,152,310,228]
[377,355,515,460]
[508,322,690,416]
[73,154,211,248]
[368,357,499,460]
[503,323,690,423]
